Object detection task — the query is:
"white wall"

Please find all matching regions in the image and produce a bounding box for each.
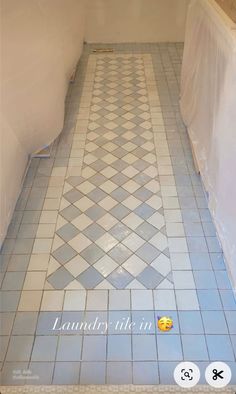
[85,0,189,43]
[0,0,86,245]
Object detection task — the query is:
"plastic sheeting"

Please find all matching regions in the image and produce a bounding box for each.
[180,0,236,288]
[0,0,86,244]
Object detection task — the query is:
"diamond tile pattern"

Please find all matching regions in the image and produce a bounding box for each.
[48,55,169,289]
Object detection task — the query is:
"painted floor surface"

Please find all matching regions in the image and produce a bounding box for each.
[0,43,236,386]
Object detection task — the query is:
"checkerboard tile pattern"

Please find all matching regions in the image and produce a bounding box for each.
[46,54,174,291]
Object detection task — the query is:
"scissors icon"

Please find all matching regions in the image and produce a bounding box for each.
[212,369,224,381]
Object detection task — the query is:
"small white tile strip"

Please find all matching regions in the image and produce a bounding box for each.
[1,385,235,393]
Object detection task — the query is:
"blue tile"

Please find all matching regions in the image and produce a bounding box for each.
[206,237,221,253]
[157,335,183,361]
[131,311,156,334]
[220,290,236,310]
[53,362,80,384]
[225,311,236,334]
[202,311,228,334]
[206,335,235,361]
[82,335,106,361]
[198,290,222,310]
[187,237,208,253]
[159,361,179,384]
[189,253,212,270]
[80,362,106,384]
[132,335,157,361]
[215,271,232,289]
[231,335,236,358]
[210,253,226,270]
[107,335,132,361]
[182,335,208,360]
[106,362,132,384]
[194,271,217,289]
[178,311,204,334]
[108,311,132,334]
[133,362,159,384]
[155,311,179,335]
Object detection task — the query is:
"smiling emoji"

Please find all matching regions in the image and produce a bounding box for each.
[157,316,173,332]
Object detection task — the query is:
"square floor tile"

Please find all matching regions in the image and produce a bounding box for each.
[52,243,77,265]
[132,335,157,360]
[175,290,199,310]
[153,290,176,310]
[41,290,64,311]
[57,335,82,361]
[77,266,103,289]
[137,266,163,289]
[131,311,156,334]
[133,361,159,384]
[178,311,204,334]
[6,335,34,361]
[106,362,132,384]
[202,311,228,334]
[28,362,54,385]
[197,289,222,310]
[23,271,46,290]
[12,312,38,335]
[82,335,106,361]
[80,362,106,384]
[107,335,132,361]
[173,271,195,289]
[31,336,58,361]
[86,290,108,310]
[18,291,42,311]
[0,291,20,312]
[53,362,80,384]
[206,335,234,361]
[63,290,86,310]
[36,311,62,335]
[107,267,133,289]
[2,272,25,290]
[109,290,131,310]
[157,335,183,361]
[194,271,217,289]
[182,335,208,361]
[131,290,153,310]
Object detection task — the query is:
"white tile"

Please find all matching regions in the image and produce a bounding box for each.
[93,256,118,278]
[86,290,108,310]
[153,290,176,310]
[99,180,118,193]
[23,272,46,290]
[68,234,92,253]
[63,290,86,311]
[64,256,89,277]
[72,214,93,231]
[169,238,188,253]
[36,224,55,238]
[122,255,147,276]
[122,213,143,230]
[41,290,64,311]
[98,196,118,211]
[151,254,171,277]
[122,233,145,252]
[122,196,142,210]
[109,290,131,310]
[164,209,182,223]
[147,212,165,230]
[170,253,191,270]
[18,291,43,311]
[97,213,118,230]
[166,223,185,237]
[33,239,53,254]
[28,254,50,271]
[74,196,94,212]
[95,233,118,252]
[149,233,168,252]
[131,290,153,310]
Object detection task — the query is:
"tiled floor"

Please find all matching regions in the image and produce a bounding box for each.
[1,43,236,386]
